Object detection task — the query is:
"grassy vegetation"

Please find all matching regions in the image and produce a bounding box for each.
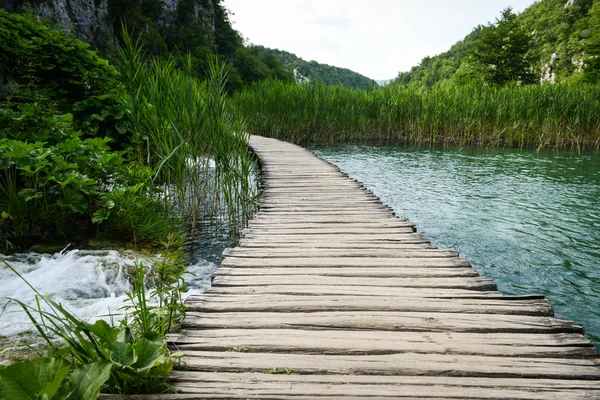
[1,13,258,398]
[119,31,259,243]
[234,80,600,150]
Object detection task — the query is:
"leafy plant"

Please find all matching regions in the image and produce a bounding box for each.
[0,357,111,400]
[1,258,185,397]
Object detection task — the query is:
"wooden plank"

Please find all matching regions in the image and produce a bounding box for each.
[178,351,600,379]
[182,311,582,334]
[168,329,595,357]
[164,373,600,399]
[237,241,434,249]
[203,285,519,298]
[242,233,427,241]
[242,227,416,235]
[185,295,553,316]
[211,275,496,290]
[220,257,470,268]
[248,221,416,229]
[213,267,478,278]
[224,248,456,258]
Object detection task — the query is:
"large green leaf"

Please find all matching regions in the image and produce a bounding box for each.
[87,320,121,344]
[66,360,112,400]
[108,341,136,367]
[131,338,166,373]
[0,357,70,400]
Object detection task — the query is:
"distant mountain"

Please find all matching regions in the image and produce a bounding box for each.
[251,46,378,90]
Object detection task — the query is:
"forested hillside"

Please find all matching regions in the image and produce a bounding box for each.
[0,0,293,90]
[394,0,600,86]
[252,46,378,89]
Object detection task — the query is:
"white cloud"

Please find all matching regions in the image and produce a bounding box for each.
[223,0,537,80]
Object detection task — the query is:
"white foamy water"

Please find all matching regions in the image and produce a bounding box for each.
[0,250,143,336]
[0,248,221,337]
[184,258,221,295]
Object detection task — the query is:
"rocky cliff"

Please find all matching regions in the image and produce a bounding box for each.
[0,0,217,56]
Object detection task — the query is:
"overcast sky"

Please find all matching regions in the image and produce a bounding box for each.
[222,0,538,80]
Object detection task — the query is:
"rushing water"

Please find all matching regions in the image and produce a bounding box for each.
[311,144,600,348]
[0,239,228,338]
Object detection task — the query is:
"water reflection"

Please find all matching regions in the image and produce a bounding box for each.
[312,144,600,347]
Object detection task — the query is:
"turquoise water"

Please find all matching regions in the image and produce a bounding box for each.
[311,144,600,348]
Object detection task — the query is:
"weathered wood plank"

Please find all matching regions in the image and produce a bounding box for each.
[224,248,457,258]
[179,351,600,379]
[182,311,582,334]
[168,329,595,357]
[237,241,434,249]
[246,220,410,226]
[185,294,553,315]
[242,233,428,241]
[211,275,497,290]
[167,373,600,399]
[213,266,478,278]
[202,285,522,298]
[220,257,470,268]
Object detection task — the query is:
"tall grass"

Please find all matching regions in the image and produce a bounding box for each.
[234,81,600,150]
[119,32,258,242]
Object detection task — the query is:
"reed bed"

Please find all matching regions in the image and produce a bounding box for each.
[234,81,600,150]
[119,33,258,242]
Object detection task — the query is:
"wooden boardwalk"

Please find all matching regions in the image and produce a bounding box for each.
[158,136,600,398]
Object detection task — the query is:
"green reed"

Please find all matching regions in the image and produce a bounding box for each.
[234,81,600,150]
[119,32,258,242]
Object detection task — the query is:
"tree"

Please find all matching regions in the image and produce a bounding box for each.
[469,7,535,85]
[584,1,600,83]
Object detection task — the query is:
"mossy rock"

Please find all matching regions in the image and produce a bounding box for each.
[28,240,70,254]
[86,237,127,250]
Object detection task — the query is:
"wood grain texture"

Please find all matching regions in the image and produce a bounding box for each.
[144,136,600,399]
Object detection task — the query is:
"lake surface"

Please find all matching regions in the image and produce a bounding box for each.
[311,144,600,348]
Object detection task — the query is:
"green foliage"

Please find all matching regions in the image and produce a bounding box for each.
[235,80,600,149]
[0,357,72,400]
[395,27,483,87]
[0,136,125,246]
[2,259,184,396]
[468,8,536,85]
[584,1,600,82]
[118,31,259,241]
[0,357,113,400]
[252,46,377,89]
[393,0,600,86]
[0,9,119,113]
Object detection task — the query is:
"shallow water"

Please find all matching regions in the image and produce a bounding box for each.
[311,144,600,348]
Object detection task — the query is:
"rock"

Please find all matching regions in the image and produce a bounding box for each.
[86,237,126,250]
[3,0,217,55]
[29,240,70,254]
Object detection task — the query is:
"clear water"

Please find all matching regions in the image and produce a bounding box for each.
[311,144,600,348]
